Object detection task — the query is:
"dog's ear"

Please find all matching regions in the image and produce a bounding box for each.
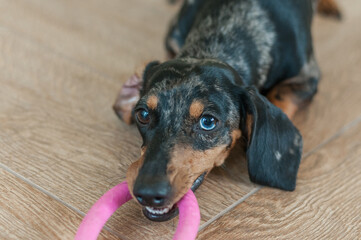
[113,61,160,124]
[239,87,302,191]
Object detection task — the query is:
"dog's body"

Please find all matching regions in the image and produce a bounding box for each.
[166,0,320,119]
[168,0,314,89]
[113,0,341,222]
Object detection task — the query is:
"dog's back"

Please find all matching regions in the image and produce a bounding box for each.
[177,0,314,91]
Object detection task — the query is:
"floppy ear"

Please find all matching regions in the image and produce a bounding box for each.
[239,87,303,191]
[113,61,160,124]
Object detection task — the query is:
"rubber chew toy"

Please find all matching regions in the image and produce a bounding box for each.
[75,181,200,240]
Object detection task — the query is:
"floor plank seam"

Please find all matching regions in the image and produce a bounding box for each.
[198,113,361,232]
[1,9,361,238]
[0,162,130,240]
[0,162,86,217]
[198,186,262,232]
[302,113,361,159]
[104,227,132,240]
[0,26,117,85]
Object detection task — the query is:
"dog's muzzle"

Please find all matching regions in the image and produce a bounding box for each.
[142,172,206,222]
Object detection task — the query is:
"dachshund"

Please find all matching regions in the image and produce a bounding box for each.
[113,0,341,222]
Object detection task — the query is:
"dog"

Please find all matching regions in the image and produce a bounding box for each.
[113,0,341,222]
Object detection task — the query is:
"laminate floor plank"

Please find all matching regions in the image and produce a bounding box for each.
[0,169,121,240]
[0,0,360,239]
[0,0,177,81]
[0,0,360,155]
[293,0,361,152]
[0,24,255,240]
[198,120,361,240]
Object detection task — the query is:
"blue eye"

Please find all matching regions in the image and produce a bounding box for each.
[136,109,150,125]
[199,115,217,131]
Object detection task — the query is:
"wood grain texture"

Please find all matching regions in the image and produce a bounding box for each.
[0,0,360,239]
[198,124,361,239]
[0,11,255,240]
[0,169,120,240]
[0,0,177,80]
[0,0,360,154]
[293,0,361,152]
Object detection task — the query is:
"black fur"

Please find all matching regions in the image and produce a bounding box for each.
[149,0,316,191]
[126,0,321,210]
[238,87,302,191]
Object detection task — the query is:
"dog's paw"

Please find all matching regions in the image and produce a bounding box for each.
[113,74,143,124]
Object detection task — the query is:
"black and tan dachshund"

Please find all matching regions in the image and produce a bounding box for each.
[113,0,341,222]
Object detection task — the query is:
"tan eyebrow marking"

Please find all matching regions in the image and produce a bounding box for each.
[189,100,204,118]
[146,95,158,110]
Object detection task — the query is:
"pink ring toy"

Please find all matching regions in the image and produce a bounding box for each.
[75,181,200,240]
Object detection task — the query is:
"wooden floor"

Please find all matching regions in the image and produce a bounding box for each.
[0,0,360,239]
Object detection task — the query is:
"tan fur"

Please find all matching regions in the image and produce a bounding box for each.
[270,97,298,120]
[126,154,145,200]
[246,114,253,141]
[230,129,242,149]
[189,100,204,118]
[167,144,232,205]
[317,0,342,18]
[128,133,240,206]
[147,95,158,110]
[266,89,298,120]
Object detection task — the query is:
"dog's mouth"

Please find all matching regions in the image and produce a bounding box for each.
[142,172,206,222]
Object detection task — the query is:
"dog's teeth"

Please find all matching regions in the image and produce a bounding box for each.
[145,205,173,215]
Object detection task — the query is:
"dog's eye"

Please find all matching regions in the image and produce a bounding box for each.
[199,115,217,131]
[136,109,150,125]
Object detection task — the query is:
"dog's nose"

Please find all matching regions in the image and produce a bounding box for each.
[133,179,171,207]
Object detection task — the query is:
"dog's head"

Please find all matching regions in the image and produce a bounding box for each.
[125,58,302,221]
